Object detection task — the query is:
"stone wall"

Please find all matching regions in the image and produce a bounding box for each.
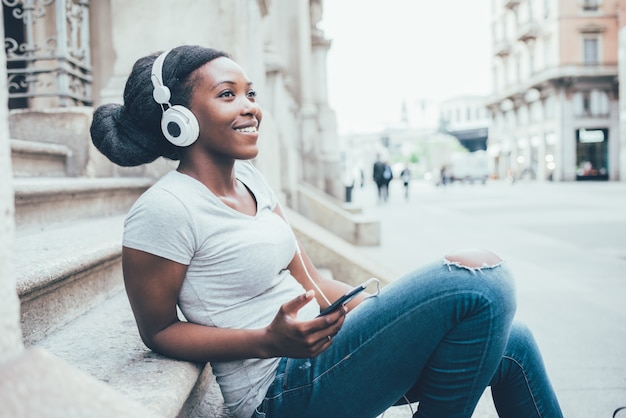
[618,21,626,181]
[0,8,23,363]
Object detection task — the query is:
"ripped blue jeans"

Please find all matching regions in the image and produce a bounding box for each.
[253,251,563,418]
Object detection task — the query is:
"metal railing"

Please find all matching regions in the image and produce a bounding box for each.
[3,0,91,108]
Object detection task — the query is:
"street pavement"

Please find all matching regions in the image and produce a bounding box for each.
[349,178,626,418]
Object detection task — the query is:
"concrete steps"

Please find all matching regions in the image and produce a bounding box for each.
[11,139,71,178]
[13,155,154,346]
[10,136,228,417]
[13,176,153,232]
[35,291,213,418]
[14,210,230,416]
[16,215,126,346]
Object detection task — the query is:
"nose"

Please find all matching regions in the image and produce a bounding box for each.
[239,97,259,116]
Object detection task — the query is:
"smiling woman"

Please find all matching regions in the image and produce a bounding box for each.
[89,45,563,418]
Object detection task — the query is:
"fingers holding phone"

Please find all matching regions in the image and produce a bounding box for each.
[265,290,345,358]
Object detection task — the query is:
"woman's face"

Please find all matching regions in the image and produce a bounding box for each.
[189,57,262,160]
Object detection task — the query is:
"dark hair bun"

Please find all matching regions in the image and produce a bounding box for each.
[90,103,174,166]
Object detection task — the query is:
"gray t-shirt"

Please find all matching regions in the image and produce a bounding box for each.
[123,161,319,418]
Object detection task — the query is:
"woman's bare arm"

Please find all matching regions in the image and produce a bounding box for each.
[122,247,344,362]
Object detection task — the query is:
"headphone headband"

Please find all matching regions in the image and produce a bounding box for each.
[151,50,172,105]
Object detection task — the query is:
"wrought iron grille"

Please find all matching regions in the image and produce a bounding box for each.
[3,0,91,109]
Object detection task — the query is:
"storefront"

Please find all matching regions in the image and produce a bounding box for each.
[576,128,609,181]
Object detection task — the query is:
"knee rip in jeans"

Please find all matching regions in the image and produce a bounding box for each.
[443,249,503,273]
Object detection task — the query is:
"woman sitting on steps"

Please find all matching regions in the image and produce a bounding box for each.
[90,44,563,418]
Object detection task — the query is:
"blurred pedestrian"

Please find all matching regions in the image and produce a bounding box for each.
[439,165,448,187]
[381,161,392,202]
[342,165,356,203]
[400,164,411,200]
[372,155,387,203]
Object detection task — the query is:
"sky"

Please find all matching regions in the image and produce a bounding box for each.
[320,0,493,134]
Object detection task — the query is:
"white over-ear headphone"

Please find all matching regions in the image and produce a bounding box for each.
[151,49,200,147]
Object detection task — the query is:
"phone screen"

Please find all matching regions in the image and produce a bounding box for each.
[317,284,367,317]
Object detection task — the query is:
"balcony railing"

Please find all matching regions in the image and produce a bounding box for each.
[582,0,599,11]
[3,0,91,109]
[504,0,520,10]
[518,21,540,42]
[494,40,512,57]
[485,63,618,107]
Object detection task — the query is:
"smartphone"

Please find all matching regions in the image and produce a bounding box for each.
[317,279,375,317]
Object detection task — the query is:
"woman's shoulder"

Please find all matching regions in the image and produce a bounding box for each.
[129,171,199,217]
[145,170,204,200]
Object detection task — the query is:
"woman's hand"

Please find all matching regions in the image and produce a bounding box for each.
[263,290,346,358]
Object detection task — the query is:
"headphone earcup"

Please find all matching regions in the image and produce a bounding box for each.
[161,105,200,147]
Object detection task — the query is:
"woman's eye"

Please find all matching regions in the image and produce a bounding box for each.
[219,91,234,98]
[247,90,257,98]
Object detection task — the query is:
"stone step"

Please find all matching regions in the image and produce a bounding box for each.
[34,290,227,418]
[10,139,71,178]
[14,200,231,416]
[13,176,152,232]
[17,215,127,346]
[0,347,159,418]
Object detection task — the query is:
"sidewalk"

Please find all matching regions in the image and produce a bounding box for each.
[352,179,626,418]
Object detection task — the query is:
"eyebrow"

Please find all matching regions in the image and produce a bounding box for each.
[211,80,254,90]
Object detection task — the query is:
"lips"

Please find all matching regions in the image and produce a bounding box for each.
[234,126,258,133]
[233,120,259,133]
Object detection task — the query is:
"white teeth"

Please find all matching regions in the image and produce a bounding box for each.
[235,126,257,133]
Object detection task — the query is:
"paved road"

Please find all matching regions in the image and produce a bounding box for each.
[349,179,626,418]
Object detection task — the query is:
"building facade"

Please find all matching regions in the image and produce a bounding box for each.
[440,96,491,153]
[487,0,621,181]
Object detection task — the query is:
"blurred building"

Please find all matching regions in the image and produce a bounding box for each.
[439,97,492,183]
[487,0,621,181]
[440,96,491,152]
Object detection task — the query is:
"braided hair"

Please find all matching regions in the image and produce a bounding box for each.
[90,45,230,167]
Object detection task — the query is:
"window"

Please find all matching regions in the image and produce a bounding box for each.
[493,66,499,92]
[518,106,529,126]
[574,92,591,116]
[590,90,610,116]
[530,101,542,122]
[583,93,591,114]
[544,36,553,68]
[573,90,610,117]
[529,48,536,75]
[583,37,599,65]
[544,95,555,119]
